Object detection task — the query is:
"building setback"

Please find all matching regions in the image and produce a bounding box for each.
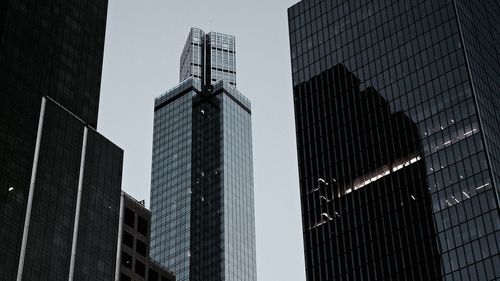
[0,1,124,281]
[116,192,175,281]
[288,0,500,280]
[150,28,256,281]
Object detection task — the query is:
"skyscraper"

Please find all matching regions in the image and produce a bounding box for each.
[0,1,123,281]
[150,28,256,281]
[288,0,500,280]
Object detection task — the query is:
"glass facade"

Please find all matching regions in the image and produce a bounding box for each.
[180,28,205,83]
[288,0,500,280]
[0,1,123,280]
[206,32,237,87]
[179,28,237,87]
[150,29,256,281]
[74,128,123,281]
[16,98,123,281]
[221,93,255,281]
[453,0,500,193]
[151,84,194,281]
[21,99,85,281]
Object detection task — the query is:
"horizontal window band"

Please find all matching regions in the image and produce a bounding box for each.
[154,87,200,112]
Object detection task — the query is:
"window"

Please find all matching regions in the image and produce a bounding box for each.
[137,216,148,236]
[149,269,159,281]
[121,251,132,269]
[120,273,131,281]
[123,231,133,248]
[136,239,147,256]
[135,260,146,277]
[125,207,135,228]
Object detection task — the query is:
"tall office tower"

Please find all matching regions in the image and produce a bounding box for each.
[288,0,500,280]
[0,1,124,281]
[150,28,256,281]
[116,192,175,281]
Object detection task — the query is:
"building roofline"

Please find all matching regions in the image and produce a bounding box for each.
[154,77,251,113]
[212,80,251,113]
[154,77,202,110]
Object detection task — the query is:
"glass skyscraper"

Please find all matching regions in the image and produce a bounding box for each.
[0,1,123,281]
[288,0,499,280]
[150,28,256,281]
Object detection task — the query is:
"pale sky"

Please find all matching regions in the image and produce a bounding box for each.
[98,1,304,280]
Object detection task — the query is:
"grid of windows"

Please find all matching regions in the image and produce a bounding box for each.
[189,85,224,281]
[151,81,256,281]
[453,0,500,195]
[73,128,123,281]
[0,1,109,279]
[207,32,237,86]
[119,193,175,281]
[21,100,85,281]
[288,0,500,280]
[151,29,255,281]
[151,93,193,281]
[180,28,205,83]
[179,28,237,87]
[222,95,256,281]
[11,97,123,281]
[293,65,442,280]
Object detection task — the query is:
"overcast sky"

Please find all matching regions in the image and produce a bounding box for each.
[98,1,304,280]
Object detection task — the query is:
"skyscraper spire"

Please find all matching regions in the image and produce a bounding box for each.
[179,28,237,86]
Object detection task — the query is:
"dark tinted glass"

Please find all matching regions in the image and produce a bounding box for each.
[136,239,147,257]
[21,100,84,281]
[125,208,135,228]
[149,269,159,281]
[123,231,134,248]
[135,260,146,277]
[122,252,132,269]
[137,215,148,236]
[74,128,122,280]
[0,0,114,279]
[288,0,500,280]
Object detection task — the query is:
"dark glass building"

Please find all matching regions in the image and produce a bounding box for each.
[150,28,256,281]
[116,192,175,281]
[288,0,500,280]
[0,1,124,281]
